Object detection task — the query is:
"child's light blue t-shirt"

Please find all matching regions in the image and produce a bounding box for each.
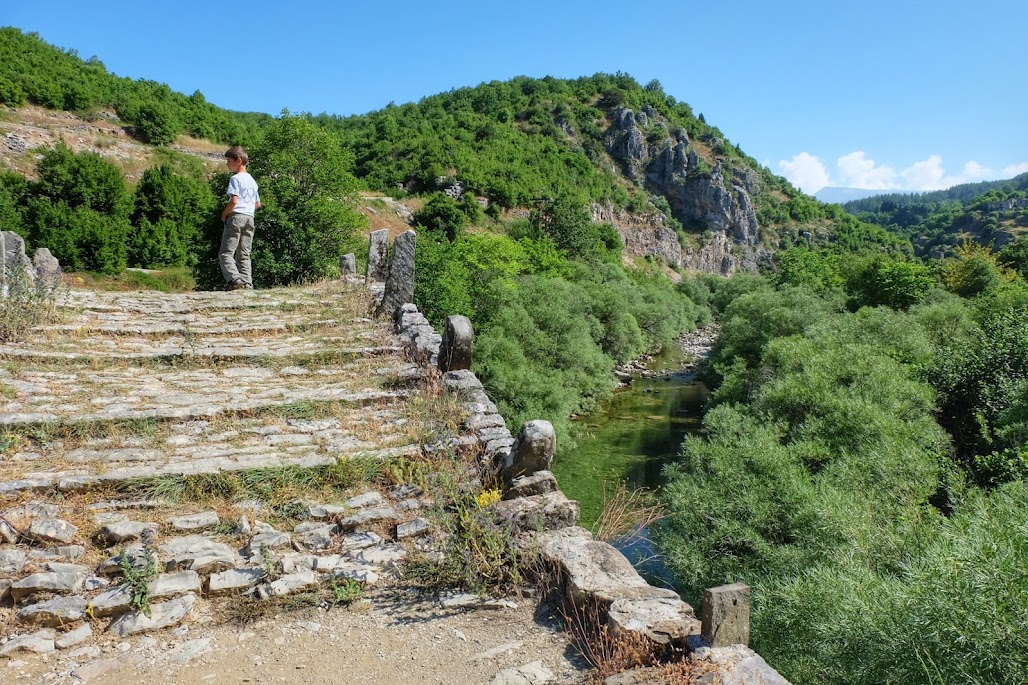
[227,172,260,216]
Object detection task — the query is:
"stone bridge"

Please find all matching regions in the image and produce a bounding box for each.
[0,233,788,683]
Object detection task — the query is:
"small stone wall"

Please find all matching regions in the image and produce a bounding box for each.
[391,303,791,684]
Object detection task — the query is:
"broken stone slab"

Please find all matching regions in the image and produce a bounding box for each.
[329,565,379,585]
[98,545,156,575]
[354,544,406,566]
[346,491,385,510]
[499,420,556,483]
[535,527,655,606]
[44,562,91,576]
[10,572,86,601]
[88,571,201,617]
[207,567,266,596]
[503,471,558,500]
[258,570,318,599]
[336,506,400,532]
[29,545,85,562]
[168,511,220,533]
[690,645,791,685]
[338,531,383,552]
[702,583,751,648]
[0,629,55,656]
[2,502,60,525]
[160,536,240,573]
[97,521,159,545]
[493,491,579,534]
[167,637,213,665]
[304,503,348,519]
[17,595,87,627]
[0,548,27,573]
[396,517,430,539]
[608,595,701,646]
[294,524,335,551]
[107,594,196,637]
[55,623,92,649]
[244,531,293,557]
[25,518,79,544]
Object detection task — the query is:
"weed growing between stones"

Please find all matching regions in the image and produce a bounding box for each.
[0,260,63,342]
[120,459,385,508]
[404,457,523,596]
[328,577,364,606]
[559,596,712,684]
[118,527,159,617]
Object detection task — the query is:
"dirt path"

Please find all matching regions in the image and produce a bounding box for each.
[5,588,587,685]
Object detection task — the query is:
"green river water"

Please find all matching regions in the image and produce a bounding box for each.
[551,349,709,530]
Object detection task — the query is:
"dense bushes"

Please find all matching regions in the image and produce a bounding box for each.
[657,270,1028,685]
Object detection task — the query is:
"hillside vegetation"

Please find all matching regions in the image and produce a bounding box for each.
[3,27,1027,685]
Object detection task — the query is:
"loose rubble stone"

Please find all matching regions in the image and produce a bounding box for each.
[161,536,239,573]
[338,531,383,552]
[258,570,318,599]
[691,645,791,685]
[0,579,12,601]
[167,637,212,664]
[98,521,158,545]
[11,572,85,601]
[16,595,87,626]
[493,491,579,534]
[29,545,85,562]
[503,471,558,500]
[54,623,92,649]
[107,594,197,636]
[295,523,335,551]
[0,548,27,573]
[354,544,406,565]
[396,517,430,539]
[207,568,266,596]
[168,511,220,532]
[0,629,55,656]
[336,506,399,531]
[244,530,293,557]
[329,565,379,585]
[25,518,78,544]
[346,491,386,509]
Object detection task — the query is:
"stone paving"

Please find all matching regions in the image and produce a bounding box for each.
[0,279,489,663]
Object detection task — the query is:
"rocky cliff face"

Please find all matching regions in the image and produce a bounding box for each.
[602,106,771,274]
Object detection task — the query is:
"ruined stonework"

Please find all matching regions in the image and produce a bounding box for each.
[366,229,390,283]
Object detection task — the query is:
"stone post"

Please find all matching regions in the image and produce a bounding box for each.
[438,315,474,372]
[2,231,33,286]
[0,230,6,296]
[366,229,390,283]
[33,248,61,291]
[376,230,416,318]
[702,582,750,647]
[339,253,356,277]
[499,420,556,484]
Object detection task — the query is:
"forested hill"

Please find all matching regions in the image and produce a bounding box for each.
[840,172,1028,259]
[0,26,904,274]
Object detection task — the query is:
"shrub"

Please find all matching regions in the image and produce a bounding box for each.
[133,101,179,145]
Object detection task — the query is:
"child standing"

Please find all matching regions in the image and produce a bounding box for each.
[219,146,261,290]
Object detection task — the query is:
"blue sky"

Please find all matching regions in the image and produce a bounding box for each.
[4,0,1026,194]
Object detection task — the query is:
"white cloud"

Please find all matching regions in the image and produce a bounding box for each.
[779,150,1020,193]
[900,156,995,190]
[836,152,898,189]
[778,152,830,194]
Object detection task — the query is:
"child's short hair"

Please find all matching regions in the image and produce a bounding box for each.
[225,145,249,165]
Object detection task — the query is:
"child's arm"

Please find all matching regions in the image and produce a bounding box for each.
[221,195,238,222]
